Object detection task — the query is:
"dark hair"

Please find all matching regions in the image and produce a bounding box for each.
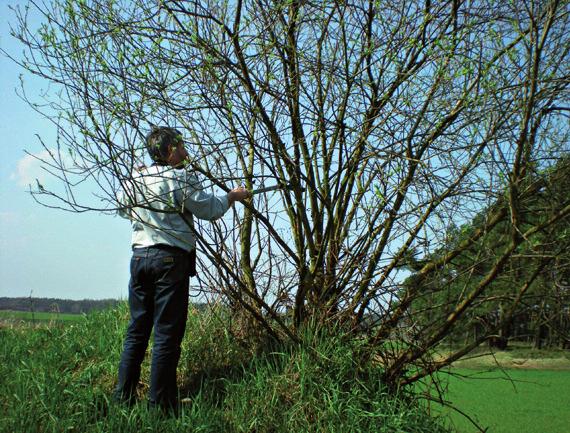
[145,126,183,165]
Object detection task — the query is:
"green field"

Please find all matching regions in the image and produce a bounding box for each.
[1,306,568,433]
[0,310,85,322]
[425,368,570,433]
[0,306,449,433]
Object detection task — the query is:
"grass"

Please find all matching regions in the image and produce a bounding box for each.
[0,309,85,322]
[0,304,449,433]
[4,305,567,432]
[429,368,570,433]
[420,343,570,432]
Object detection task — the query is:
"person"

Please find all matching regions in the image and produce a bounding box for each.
[114,126,250,413]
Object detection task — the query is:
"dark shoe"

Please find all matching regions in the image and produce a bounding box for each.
[147,399,180,418]
[113,390,137,408]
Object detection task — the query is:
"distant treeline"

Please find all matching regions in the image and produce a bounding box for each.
[0,297,120,314]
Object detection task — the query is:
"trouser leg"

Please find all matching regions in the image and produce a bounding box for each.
[114,255,153,404]
[148,253,189,410]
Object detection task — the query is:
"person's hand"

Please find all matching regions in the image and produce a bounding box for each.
[228,186,252,205]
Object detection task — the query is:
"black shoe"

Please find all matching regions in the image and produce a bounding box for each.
[113,390,137,408]
[147,400,180,418]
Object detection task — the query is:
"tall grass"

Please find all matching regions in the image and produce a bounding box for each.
[0,304,449,433]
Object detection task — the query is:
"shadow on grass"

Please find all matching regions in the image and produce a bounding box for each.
[179,335,290,405]
[179,363,247,404]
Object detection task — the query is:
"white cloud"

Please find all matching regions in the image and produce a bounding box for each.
[11,150,53,188]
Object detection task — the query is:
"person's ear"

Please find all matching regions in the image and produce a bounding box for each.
[166,143,176,159]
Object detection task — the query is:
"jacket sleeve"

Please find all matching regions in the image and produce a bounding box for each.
[116,189,133,220]
[116,175,139,220]
[179,173,230,221]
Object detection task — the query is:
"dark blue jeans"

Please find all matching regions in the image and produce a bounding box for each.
[114,245,190,410]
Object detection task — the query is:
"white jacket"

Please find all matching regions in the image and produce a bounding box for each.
[118,165,229,252]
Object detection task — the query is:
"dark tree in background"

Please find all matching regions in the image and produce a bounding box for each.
[404,156,570,352]
[7,0,569,388]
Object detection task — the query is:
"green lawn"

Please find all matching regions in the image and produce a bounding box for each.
[0,309,85,322]
[2,309,567,433]
[430,368,570,433]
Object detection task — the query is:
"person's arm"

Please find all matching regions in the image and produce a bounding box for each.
[116,183,134,220]
[116,169,148,220]
[181,175,250,221]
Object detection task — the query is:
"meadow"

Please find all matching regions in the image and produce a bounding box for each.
[0,310,85,322]
[0,305,448,433]
[1,305,568,433]
[437,368,570,433]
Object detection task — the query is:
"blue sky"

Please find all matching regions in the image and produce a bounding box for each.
[0,1,131,300]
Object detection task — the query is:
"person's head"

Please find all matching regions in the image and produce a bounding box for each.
[145,126,189,168]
